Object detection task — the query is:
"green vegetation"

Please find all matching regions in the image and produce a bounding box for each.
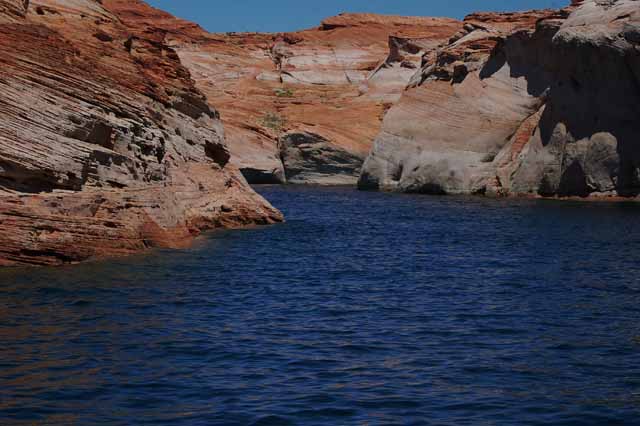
[274,88,295,98]
[261,112,287,133]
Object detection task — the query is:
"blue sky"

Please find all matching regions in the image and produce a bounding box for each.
[146,0,569,33]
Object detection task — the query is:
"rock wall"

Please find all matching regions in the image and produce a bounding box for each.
[169,14,462,184]
[359,0,640,199]
[0,0,282,266]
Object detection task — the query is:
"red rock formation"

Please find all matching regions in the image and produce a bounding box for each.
[0,0,28,22]
[0,0,282,266]
[86,6,462,184]
[360,0,640,199]
[165,13,463,184]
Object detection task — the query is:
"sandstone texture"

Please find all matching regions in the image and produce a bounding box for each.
[359,0,640,199]
[0,0,282,266]
[166,14,462,184]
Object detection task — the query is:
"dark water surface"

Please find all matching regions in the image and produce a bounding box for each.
[1,186,640,426]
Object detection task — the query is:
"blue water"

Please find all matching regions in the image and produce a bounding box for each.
[1,186,640,426]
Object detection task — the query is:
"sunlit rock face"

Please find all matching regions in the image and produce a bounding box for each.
[164,13,463,184]
[0,0,282,266]
[360,0,640,199]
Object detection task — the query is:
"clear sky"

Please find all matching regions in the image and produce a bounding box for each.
[146,0,569,33]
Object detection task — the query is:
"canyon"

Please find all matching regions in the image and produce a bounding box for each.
[0,0,638,266]
[156,12,463,185]
[146,0,640,198]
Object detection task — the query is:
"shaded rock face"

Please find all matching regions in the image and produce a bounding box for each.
[360,0,640,199]
[0,0,282,266]
[167,14,463,184]
[509,0,640,198]
[279,132,364,185]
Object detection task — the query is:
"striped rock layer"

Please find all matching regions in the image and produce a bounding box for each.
[161,12,463,184]
[0,0,282,266]
[360,0,640,200]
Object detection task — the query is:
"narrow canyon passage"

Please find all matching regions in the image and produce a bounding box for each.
[1,1,639,424]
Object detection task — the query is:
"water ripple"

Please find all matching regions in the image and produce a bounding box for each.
[0,186,639,425]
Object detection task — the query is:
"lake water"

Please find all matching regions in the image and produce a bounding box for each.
[1,186,640,425]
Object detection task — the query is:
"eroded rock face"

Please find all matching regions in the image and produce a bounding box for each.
[507,0,640,198]
[360,0,640,199]
[168,14,463,184]
[0,0,282,266]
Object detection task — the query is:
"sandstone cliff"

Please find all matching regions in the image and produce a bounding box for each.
[167,14,462,184]
[0,0,282,266]
[359,0,640,199]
